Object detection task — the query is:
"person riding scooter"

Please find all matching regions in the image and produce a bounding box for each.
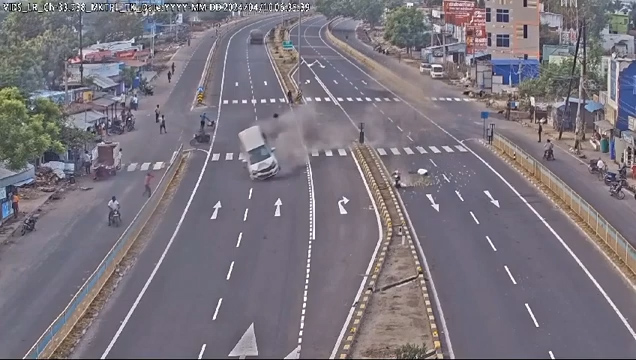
[107,196,120,226]
[543,139,554,160]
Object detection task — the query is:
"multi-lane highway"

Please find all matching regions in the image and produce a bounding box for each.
[70,14,381,360]
[289,16,636,358]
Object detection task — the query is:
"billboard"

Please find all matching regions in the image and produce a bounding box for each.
[443,0,475,26]
[466,9,487,53]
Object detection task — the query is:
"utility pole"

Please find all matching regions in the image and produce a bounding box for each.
[79,11,84,85]
[574,20,586,150]
[560,25,581,140]
[297,9,302,97]
[64,60,69,105]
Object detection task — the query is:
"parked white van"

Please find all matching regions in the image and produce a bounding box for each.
[430,64,445,79]
[238,126,280,180]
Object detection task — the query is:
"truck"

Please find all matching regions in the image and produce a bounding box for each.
[249,29,264,44]
[238,126,279,180]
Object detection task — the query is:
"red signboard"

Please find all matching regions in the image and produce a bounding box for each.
[466,9,487,53]
[443,0,475,26]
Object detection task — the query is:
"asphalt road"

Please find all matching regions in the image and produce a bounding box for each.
[73,13,380,360]
[0,16,246,358]
[305,16,636,358]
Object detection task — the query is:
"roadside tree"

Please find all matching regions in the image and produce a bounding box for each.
[383,6,429,54]
[0,88,65,170]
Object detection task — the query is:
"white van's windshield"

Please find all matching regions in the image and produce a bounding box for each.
[248,145,271,163]
[431,65,443,73]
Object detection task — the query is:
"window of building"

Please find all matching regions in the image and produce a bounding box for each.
[496,34,510,47]
[486,7,491,22]
[496,9,510,23]
[523,24,528,38]
[487,32,492,47]
[523,0,528,7]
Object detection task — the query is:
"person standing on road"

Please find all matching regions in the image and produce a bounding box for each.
[12,191,19,219]
[287,90,293,104]
[83,151,92,175]
[167,70,172,83]
[143,172,154,197]
[160,115,167,134]
[171,62,175,74]
[131,94,138,111]
[538,122,543,142]
[155,105,160,123]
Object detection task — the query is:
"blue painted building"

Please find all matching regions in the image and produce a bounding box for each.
[606,58,636,165]
[491,59,540,86]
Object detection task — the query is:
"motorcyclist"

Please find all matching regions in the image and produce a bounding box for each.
[200,113,214,132]
[107,196,120,226]
[543,139,554,159]
[610,180,623,194]
[596,158,606,173]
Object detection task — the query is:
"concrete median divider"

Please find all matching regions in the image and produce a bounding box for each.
[23,145,186,359]
[342,143,443,359]
[489,133,636,276]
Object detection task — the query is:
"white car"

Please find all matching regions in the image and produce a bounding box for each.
[419,62,432,74]
[430,64,445,79]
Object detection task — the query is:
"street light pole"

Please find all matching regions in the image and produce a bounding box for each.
[297,9,301,96]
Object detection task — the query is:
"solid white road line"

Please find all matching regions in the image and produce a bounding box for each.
[198,344,206,359]
[226,261,235,280]
[525,303,540,328]
[504,265,517,285]
[213,298,223,321]
[236,232,243,248]
[486,236,497,251]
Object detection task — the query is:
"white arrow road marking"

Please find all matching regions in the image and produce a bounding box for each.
[483,190,500,208]
[338,196,349,214]
[284,345,301,359]
[455,190,464,201]
[210,201,222,219]
[229,323,258,358]
[426,194,439,212]
[275,198,282,217]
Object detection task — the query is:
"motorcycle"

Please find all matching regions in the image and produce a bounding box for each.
[141,85,154,96]
[126,119,136,132]
[588,159,606,181]
[21,214,39,236]
[190,131,211,146]
[543,149,555,161]
[603,171,628,187]
[609,182,626,200]
[110,123,125,135]
[110,209,121,227]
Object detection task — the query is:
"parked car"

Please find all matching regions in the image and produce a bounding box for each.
[419,62,432,74]
[430,64,445,79]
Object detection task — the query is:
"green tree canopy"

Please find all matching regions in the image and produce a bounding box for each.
[383,6,429,52]
[86,13,144,43]
[0,88,64,170]
[519,57,605,100]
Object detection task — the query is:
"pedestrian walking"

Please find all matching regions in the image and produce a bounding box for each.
[11,191,19,219]
[538,123,543,143]
[167,70,172,83]
[83,150,91,175]
[132,94,139,111]
[155,104,160,123]
[171,62,175,74]
[143,172,154,197]
[160,115,167,134]
[287,90,293,104]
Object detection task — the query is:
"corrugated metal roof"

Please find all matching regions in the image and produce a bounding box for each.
[91,75,118,89]
[0,163,35,188]
[91,97,117,107]
[68,110,106,129]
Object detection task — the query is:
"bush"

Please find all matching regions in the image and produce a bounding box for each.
[395,343,429,359]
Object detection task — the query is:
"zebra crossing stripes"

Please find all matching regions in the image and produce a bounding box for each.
[124,162,166,172]
[442,146,454,153]
[403,147,415,155]
[375,145,466,155]
[223,98,287,105]
[221,96,475,106]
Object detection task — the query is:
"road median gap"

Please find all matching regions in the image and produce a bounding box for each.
[337,144,442,360]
